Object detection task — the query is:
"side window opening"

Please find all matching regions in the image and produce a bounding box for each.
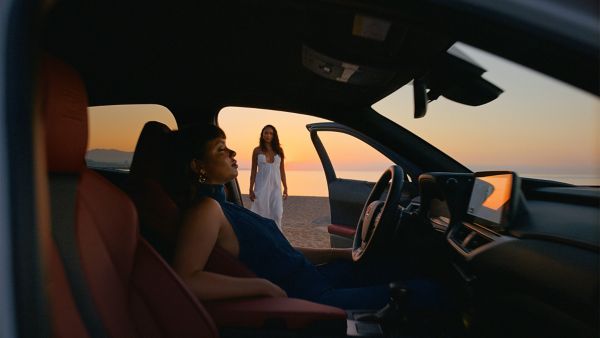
[218,106,330,198]
[218,106,332,248]
[86,104,177,171]
[316,131,396,182]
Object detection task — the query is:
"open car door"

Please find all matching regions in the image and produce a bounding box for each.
[306,122,418,248]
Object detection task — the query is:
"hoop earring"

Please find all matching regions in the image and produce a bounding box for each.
[198,170,208,183]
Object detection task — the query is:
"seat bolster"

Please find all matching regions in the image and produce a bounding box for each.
[46,239,92,338]
[131,239,219,338]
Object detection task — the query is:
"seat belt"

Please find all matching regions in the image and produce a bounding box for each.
[49,173,108,338]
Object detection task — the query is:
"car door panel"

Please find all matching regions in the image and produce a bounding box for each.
[328,178,374,227]
[307,122,415,248]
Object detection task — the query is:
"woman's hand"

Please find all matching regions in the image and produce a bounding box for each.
[249,190,256,201]
[282,188,288,200]
[256,278,287,297]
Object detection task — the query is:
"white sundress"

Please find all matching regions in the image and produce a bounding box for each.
[250,153,284,230]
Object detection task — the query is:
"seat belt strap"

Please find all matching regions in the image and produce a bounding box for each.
[49,173,108,338]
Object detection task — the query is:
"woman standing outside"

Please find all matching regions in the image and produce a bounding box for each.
[249,125,288,229]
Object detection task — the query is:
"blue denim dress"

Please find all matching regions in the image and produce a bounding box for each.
[196,184,391,310]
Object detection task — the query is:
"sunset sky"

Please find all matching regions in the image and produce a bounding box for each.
[88,43,599,183]
[217,108,330,170]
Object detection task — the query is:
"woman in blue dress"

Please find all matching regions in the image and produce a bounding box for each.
[170,124,419,310]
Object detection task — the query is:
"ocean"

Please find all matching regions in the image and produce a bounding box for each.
[236,169,600,197]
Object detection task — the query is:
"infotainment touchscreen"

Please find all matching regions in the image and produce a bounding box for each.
[466,171,519,229]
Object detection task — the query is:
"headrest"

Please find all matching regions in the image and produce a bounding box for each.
[41,55,88,173]
[130,121,172,179]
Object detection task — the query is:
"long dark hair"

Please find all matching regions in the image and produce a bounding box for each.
[258,124,284,159]
[165,124,226,208]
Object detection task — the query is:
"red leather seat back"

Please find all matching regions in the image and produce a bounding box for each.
[39,55,92,338]
[43,226,91,337]
[41,55,218,338]
[128,121,181,261]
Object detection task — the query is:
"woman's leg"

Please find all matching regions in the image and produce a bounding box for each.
[316,259,405,288]
[316,260,450,313]
[312,260,394,310]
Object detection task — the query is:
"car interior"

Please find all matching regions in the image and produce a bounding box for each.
[2,0,599,337]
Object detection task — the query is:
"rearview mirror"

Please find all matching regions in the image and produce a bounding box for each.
[413,78,428,118]
[413,46,504,119]
[428,46,503,106]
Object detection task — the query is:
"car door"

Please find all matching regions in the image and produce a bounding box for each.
[306,122,419,248]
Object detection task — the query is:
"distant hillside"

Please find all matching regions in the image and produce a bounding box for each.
[85,149,133,168]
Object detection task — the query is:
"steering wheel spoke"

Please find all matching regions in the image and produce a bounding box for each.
[352,165,405,262]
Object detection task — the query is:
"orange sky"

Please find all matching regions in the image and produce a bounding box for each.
[217,108,329,170]
[87,105,396,172]
[88,105,177,152]
[88,96,599,177]
[373,43,600,176]
[217,108,395,171]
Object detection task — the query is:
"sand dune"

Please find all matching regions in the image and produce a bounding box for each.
[241,195,332,248]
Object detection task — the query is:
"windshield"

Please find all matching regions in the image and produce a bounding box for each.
[373,43,600,186]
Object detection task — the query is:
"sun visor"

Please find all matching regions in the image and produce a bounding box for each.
[424,46,503,106]
[302,45,395,86]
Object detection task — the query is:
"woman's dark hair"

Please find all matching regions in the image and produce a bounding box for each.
[165,124,226,208]
[258,124,284,159]
[177,124,226,164]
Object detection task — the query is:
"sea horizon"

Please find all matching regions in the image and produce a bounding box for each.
[236,169,600,197]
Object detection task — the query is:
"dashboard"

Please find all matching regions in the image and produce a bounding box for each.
[417,171,599,337]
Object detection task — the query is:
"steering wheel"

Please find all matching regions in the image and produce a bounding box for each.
[352,165,405,262]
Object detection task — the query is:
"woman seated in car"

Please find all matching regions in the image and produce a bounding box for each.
[169,124,413,310]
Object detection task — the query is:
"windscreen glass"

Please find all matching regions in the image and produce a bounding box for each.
[372,43,600,186]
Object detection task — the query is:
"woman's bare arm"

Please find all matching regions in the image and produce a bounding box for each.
[280,155,288,199]
[249,147,259,201]
[180,270,285,300]
[173,198,286,300]
[295,246,352,265]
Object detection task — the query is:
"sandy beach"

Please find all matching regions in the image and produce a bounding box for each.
[241,194,332,248]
